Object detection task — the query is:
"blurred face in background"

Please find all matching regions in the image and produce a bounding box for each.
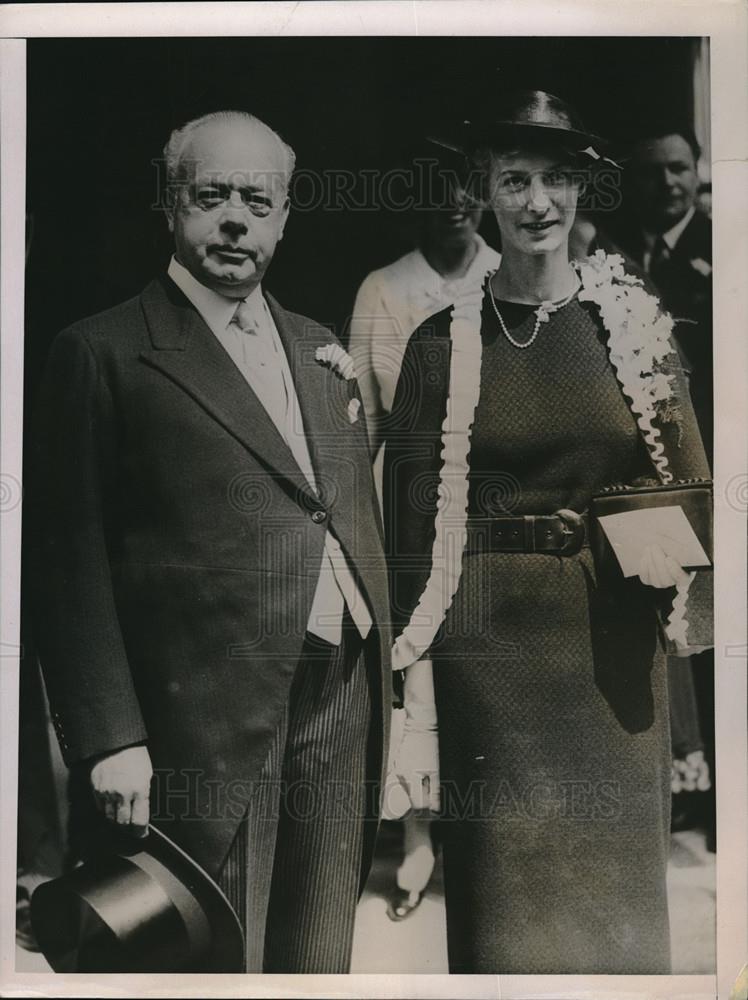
[629,133,699,233]
[484,146,581,259]
[419,180,483,253]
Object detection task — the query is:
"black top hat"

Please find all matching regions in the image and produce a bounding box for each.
[30,824,244,973]
[430,90,613,164]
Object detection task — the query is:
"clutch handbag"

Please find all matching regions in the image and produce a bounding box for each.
[589,478,713,580]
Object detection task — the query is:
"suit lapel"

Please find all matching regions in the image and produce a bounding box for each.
[138,277,317,508]
[671,211,711,266]
[267,294,341,501]
[139,277,387,627]
[267,294,388,623]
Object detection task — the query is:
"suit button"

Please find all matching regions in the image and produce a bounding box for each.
[311,509,327,524]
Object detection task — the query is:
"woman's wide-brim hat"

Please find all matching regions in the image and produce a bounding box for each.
[429,90,616,165]
[30,824,244,973]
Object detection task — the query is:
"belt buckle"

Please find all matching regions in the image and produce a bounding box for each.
[554,508,585,556]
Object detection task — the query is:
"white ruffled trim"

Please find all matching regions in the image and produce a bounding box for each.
[665,572,697,648]
[391,281,487,671]
[577,251,676,485]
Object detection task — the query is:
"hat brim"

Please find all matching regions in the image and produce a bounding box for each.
[31,824,245,973]
[430,121,614,164]
[144,824,244,973]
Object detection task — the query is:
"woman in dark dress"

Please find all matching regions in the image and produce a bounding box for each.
[383,92,712,974]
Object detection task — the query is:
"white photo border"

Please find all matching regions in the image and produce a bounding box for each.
[1,3,746,998]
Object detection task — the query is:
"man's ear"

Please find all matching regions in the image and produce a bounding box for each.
[165,183,184,233]
[277,197,290,242]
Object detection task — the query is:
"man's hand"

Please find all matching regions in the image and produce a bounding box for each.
[637,542,690,589]
[90,745,153,836]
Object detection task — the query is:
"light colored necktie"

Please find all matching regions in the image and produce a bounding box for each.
[230,299,288,427]
[232,297,257,332]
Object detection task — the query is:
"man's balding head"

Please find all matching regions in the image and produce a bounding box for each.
[165,111,296,197]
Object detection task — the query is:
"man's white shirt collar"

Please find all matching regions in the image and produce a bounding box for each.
[167,255,265,337]
[643,205,696,254]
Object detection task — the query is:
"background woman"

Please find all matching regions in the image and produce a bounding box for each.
[383,91,712,974]
[349,161,500,922]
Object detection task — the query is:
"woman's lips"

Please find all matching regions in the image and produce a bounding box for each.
[441,211,470,227]
[521,220,558,233]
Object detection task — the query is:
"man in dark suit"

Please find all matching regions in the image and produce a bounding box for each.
[28,110,391,972]
[613,121,715,848]
[614,123,713,460]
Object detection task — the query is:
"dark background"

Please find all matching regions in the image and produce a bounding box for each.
[19,34,709,883]
[25,36,698,388]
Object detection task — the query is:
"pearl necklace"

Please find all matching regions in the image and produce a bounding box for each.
[488,268,581,349]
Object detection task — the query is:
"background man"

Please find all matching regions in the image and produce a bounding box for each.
[29,110,391,973]
[612,120,715,848]
[614,122,712,459]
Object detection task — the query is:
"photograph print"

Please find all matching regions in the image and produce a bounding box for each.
[14,33,716,980]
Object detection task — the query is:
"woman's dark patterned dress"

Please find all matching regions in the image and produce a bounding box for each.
[383,288,711,974]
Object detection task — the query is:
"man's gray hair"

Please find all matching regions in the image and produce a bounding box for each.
[164,110,296,195]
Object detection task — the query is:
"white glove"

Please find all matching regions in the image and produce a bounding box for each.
[637,542,690,589]
[392,658,440,813]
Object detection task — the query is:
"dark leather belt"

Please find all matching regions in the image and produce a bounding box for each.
[465,509,588,556]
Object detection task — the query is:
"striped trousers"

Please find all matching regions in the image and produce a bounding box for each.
[217,620,373,973]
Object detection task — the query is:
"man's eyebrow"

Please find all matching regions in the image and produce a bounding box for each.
[192,179,273,195]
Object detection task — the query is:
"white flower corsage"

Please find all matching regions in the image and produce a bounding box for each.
[347,398,361,424]
[315,343,357,380]
[577,251,695,648]
[577,250,681,482]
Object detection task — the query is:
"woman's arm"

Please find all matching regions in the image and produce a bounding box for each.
[392,659,440,813]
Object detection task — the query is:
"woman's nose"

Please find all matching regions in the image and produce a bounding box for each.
[527,175,551,212]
